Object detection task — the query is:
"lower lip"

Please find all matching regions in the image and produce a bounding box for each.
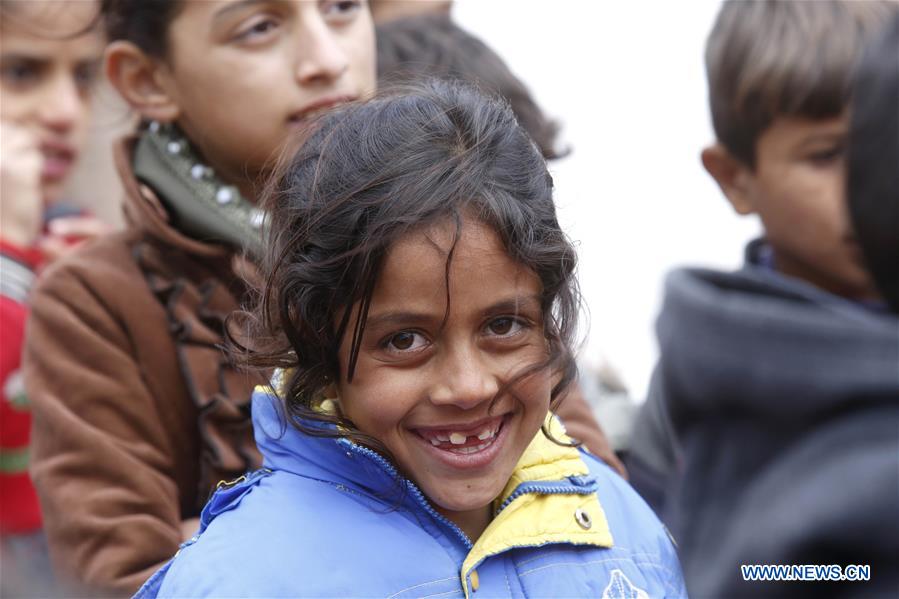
[42,155,74,181]
[413,416,511,471]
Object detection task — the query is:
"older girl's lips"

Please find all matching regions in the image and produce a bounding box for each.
[288,95,358,124]
[40,141,76,182]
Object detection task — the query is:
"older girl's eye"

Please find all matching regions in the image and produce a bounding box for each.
[385,331,428,353]
[322,0,362,23]
[486,317,523,337]
[234,16,280,42]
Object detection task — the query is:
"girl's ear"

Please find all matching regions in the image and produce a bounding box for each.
[104,40,180,123]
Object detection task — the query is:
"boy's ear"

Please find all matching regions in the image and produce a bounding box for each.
[701,144,755,215]
[104,41,180,123]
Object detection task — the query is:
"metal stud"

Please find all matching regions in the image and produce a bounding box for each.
[215,187,235,205]
[250,209,265,229]
[190,164,209,180]
[166,140,182,155]
[148,120,161,133]
[574,508,592,530]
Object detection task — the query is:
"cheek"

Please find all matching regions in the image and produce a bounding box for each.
[508,362,553,413]
[339,368,423,432]
[0,92,31,120]
[343,28,376,89]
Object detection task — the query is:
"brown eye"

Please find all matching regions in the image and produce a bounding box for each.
[390,332,415,350]
[488,317,524,337]
[489,318,512,335]
[384,330,431,354]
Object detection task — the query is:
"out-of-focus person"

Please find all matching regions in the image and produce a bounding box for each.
[847,10,899,314]
[370,0,451,24]
[627,1,899,596]
[0,0,105,596]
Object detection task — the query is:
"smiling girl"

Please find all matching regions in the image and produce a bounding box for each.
[136,81,685,598]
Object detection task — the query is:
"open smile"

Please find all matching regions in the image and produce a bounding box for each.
[411,415,511,469]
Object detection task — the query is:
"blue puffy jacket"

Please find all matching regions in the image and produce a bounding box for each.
[136,389,685,598]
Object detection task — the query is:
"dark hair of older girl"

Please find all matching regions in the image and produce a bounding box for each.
[232,80,581,464]
[100,0,182,56]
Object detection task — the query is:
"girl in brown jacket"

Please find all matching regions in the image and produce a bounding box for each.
[24,1,616,595]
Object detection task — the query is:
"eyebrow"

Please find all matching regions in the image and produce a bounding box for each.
[0,53,49,64]
[485,295,542,316]
[212,0,275,23]
[364,295,543,331]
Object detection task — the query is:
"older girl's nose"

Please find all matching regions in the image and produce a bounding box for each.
[294,18,350,85]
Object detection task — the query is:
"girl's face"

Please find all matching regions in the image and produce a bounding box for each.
[0,1,103,201]
[336,217,552,539]
[157,0,376,188]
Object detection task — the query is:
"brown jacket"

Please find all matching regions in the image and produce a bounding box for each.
[25,138,616,596]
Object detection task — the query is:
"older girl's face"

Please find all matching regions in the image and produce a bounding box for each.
[0,1,103,201]
[159,0,376,188]
[336,218,552,540]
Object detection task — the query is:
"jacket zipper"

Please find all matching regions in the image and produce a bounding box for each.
[345,442,473,550]
[496,479,597,515]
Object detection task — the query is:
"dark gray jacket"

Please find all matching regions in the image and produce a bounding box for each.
[650,263,899,598]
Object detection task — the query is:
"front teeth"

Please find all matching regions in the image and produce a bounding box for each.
[453,441,492,454]
[449,433,467,445]
[425,424,501,449]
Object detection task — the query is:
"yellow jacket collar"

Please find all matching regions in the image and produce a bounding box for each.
[460,415,614,597]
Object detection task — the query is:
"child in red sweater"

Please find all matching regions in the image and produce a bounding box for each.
[0,0,106,572]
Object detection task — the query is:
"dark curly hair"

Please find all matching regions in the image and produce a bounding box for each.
[233,80,581,464]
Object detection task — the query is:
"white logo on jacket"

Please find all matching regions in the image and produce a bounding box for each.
[602,568,650,599]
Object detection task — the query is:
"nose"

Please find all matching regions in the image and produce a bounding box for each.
[428,343,500,411]
[294,17,350,85]
[39,72,85,134]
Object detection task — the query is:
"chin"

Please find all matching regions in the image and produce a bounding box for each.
[41,183,65,205]
[429,480,503,514]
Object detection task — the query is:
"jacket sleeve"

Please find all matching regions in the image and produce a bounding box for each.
[24,260,182,595]
[625,366,680,516]
[555,383,627,478]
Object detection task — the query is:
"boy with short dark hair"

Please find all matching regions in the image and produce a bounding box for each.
[627,1,899,596]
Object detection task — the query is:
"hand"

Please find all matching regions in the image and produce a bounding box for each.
[0,121,44,247]
[38,215,113,262]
